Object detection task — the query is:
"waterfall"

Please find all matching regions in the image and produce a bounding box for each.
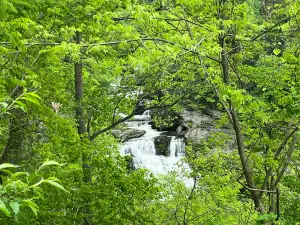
[124,121,146,128]
[143,110,151,116]
[170,137,185,157]
[120,117,188,176]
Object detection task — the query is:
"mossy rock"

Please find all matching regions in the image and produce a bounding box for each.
[154,135,172,156]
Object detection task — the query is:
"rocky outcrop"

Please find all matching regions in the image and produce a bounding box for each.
[180,110,232,144]
[154,135,172,156]
[112,128,146,142]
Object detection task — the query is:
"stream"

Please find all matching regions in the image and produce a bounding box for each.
[120,112,192,184]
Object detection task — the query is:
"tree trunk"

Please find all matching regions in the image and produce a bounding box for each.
[218,37,265,213]
[1,86,26,164]
[74,31,92,225]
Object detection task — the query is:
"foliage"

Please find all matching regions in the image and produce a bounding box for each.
[1,0,300,224]
[0,161,66,224]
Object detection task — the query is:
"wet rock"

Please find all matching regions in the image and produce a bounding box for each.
[181,110,214,127]
[176,125,188,136]
[184,128,211,142]
[161,131,179,137]
[112,128,146,142]
[154,135,172,156]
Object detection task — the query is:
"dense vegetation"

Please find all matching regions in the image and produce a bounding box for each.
[1,0,300,224]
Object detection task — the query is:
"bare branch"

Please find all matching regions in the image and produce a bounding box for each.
[174,206,182,225]
[230,170,276,193]
[198,55,233,124]
[177,38,205,57]
[0,38,221,63]
[251,12,299,41]
[272,134,297,189]
[112,16,134,21]
[260,126,298,196]
[274,126,298,159]
[89,100,181,140]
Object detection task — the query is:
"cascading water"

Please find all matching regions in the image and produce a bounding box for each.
[121,111,189,178]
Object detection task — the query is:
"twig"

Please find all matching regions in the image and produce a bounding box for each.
[0,38,221,63]
[251,12,299,41]
[271,134,297,189]
[230,170,276,193]
[177,38,205,57]
[89,99,181,140]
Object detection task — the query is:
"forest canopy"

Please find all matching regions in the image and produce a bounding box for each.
[1,0,300,224]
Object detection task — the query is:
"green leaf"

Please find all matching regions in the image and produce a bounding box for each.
[0,168,13,174]
[19,96,41,106]
[113,66,123,76]
[222,94,229,102]
[0,102,8,109]
[14,100,28,112]
[0,200,11,217]
[37,160,63,172]
[0,163,18,170]
[9,202,20,215]
[206,97,215,103]
[29,178,44,188]
[25,92,41,99]
[273,48,281,56]
[43,179,68,192]
[22,200,39,217]
[11,172,30,178]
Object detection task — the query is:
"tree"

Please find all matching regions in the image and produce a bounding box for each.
[139,0,300,220]
[1,1,174,223]
[2,0,300,224]
[0,161,66,224]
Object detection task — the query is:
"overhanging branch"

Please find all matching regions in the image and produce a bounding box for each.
[251,12,299,41]
[0,38,220,63]
[89,100,181,141]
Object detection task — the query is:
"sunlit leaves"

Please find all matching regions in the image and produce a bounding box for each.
[0,163,18,170]
[22,200,39,217]
[0,161,66,221]
[0,200,11,217]
[1,0,300,224]
[36,160,64,173]
[273,48,281,55]
[42,177,68,192]
[9,201,19,216]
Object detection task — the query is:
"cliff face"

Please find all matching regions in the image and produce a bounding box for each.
[149,109,232,145]
[179,110,232,143]
[117,108,233,146]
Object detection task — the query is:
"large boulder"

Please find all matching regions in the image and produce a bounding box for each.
[179,110,214,143]
[154,135,172,156]
[179,110,232,144]
[112,128,145,142]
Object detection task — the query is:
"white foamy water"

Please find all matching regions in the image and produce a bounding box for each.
[120,120,188,177]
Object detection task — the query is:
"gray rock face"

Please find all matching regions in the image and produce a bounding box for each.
[154,135,172,156]
[180,110,231,144]
[180,110,213,143]
[112,128,146,142]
